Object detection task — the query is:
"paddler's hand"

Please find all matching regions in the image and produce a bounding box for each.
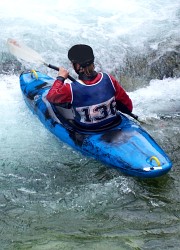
[58,67,69,79]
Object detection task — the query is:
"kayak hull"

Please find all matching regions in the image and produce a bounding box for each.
[20,71,172,178]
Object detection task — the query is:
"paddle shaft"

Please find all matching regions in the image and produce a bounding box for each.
[47,64,75,81]
[128,112,139,121]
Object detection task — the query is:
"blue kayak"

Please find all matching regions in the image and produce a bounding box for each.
[20,70,172,178]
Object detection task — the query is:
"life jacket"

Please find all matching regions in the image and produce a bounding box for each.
[70,72,117,128]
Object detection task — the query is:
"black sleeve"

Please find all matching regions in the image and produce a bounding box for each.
[116,100,132,115]
[57,76,65,82]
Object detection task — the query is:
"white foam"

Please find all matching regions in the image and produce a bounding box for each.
[129,77,180,116]
[1,0,179,76]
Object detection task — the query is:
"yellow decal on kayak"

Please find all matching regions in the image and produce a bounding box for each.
[31,70,38,79]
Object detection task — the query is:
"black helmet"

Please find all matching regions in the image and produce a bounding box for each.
[68,44,94,67]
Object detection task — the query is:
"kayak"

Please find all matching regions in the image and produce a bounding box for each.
[20,70,172,178]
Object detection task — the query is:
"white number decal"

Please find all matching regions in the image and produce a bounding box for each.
[75,97,116,123]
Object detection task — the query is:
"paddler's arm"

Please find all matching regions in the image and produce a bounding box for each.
[109,75,133,114]
[46,67,72,104]
[116,101,133,115]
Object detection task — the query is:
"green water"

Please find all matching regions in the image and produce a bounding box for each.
[0,78,179,250]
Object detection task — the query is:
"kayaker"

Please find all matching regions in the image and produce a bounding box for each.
[46,44,133,129]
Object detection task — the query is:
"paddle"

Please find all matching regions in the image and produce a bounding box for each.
[7,38,143,123]
[7,38,75,81]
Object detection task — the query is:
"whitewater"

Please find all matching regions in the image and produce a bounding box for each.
[0,0,180,249]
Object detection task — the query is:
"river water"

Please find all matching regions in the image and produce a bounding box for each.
[0,0,180,249]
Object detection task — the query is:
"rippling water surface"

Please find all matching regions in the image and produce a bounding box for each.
[0,0,180,249]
